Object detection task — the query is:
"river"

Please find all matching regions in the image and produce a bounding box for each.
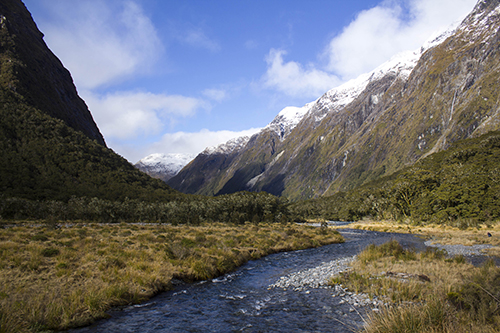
[70,229,429,333]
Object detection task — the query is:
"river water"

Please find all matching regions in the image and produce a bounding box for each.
[71,229,429,333]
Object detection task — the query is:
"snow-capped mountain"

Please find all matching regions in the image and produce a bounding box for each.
[305,23,458,125]
[168,0,500,199]
[202,136,251,155]
[146,36,440,185]
[135,153,196,182]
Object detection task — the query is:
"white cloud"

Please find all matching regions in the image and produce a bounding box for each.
[262,49,341,98]
[324,0,477,79]
[110,128,262,163]
[180,28,220,52]
[168,22,220,52]
[82,90,209,140]
[202,88,228,102]
[261,0,476,97]
[39,0,163,89]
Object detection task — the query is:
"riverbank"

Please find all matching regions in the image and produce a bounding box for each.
[336,219,500,257]
[330,239,500,333]
[0,222,344,332]
[71,229,426,332]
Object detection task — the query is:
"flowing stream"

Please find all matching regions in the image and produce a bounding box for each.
[71,229,429,333]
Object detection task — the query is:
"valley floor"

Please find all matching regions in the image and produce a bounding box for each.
[0,221,343,332]
[331,236,500,332]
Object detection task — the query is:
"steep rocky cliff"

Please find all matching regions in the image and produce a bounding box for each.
[0,0,179,201]
[0,0,105,145]
[169,0,500,200]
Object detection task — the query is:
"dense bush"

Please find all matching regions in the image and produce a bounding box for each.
[0,191,290,224]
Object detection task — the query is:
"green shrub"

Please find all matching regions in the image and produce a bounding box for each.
[31,234,48,242]
[421,247,447,260]
[41,247,60,257]
[358,240,416,263]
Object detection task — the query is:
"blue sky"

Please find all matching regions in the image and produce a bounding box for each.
[22,0,477,163]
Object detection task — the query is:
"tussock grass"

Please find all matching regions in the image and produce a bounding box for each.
[0,222,343,332]
[331,240,500,333]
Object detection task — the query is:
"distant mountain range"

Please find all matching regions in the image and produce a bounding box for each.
[163,0,500,201]
[134,153,196,182]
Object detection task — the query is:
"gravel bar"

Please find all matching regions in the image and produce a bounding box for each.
[424,241,494,256]
[269,255,388,311]
[269,256,356,291]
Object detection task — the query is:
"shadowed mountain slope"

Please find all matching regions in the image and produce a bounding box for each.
[0,0,105,145]
[0,0,178,202]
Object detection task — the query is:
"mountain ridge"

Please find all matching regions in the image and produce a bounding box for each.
[0,0,105,145]
[168,0,500,200]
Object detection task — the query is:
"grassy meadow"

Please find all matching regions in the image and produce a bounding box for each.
[331,240,500,333]
[0,221,343,332]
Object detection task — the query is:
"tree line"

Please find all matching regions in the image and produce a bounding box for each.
[0,191,291,224]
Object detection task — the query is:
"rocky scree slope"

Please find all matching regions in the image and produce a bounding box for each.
[170,0,500,201]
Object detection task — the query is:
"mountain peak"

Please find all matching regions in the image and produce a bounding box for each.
[135,153,196,182]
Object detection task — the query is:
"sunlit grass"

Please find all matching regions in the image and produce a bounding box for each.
[0,221,343,332]
[331,240,500,333]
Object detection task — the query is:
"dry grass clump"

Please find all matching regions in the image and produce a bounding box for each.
[0,222,343,332]
[331,240,500,333]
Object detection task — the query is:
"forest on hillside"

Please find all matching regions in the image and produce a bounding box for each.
[2,83,499,227]
[290,130,500,228]
[0,68,289,224]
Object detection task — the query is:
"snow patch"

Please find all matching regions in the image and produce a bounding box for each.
[135,153,196,175]
[265,103,315,140]
[202,136,250,155]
